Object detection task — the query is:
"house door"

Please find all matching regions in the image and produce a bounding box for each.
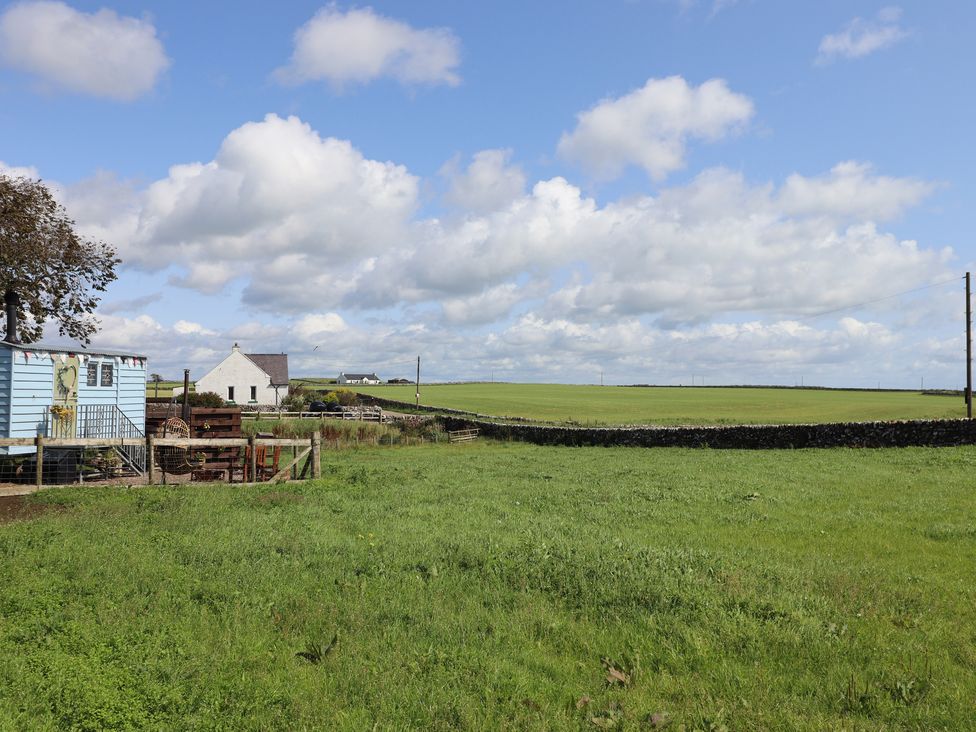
[51,355,80,438]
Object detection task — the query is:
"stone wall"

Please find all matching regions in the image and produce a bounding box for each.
[438,416,976,449]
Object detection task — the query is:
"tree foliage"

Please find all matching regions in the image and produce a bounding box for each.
[0,173,119,344]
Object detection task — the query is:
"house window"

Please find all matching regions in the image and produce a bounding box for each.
[100,363,114,387]
[228,386,235,401]
[250,386,257,401]
[86,364,98,387]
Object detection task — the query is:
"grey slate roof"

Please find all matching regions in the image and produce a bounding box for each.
[246,353,289,385]
[343,373,380,381]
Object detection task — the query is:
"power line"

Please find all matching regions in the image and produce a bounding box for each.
[796,276,961,322]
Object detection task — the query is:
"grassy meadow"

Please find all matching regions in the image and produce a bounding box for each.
[145,381,192,399]
[351,383,966,425]
[1,442,974,729]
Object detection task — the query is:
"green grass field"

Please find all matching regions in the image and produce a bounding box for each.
[351,383,967,425]
[1,443,973,729]
[145,381,192,399]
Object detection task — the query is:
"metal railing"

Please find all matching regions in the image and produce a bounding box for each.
[46,404,146,474]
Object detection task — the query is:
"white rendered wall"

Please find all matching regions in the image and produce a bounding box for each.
[188,350,280,406]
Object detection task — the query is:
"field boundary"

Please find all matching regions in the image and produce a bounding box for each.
[438,416,976,449]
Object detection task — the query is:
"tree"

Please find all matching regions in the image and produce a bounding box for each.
[0,173,119,344]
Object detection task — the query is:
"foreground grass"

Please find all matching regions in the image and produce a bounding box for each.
[353,383,966,425]
[1,444,974,729]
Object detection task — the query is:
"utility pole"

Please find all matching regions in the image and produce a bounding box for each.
[416,356,421,407]
[967,272,972,418]
[600,371,604,386]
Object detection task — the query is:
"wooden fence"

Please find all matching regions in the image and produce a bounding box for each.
[0,433,322,489]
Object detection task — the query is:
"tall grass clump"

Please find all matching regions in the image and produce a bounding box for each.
[242,418,401,447]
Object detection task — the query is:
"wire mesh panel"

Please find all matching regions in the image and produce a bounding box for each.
[42,404,146,474]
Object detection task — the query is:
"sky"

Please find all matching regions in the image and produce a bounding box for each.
[1,0,974,387]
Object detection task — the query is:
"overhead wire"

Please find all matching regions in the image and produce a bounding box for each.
[795,276,962,322]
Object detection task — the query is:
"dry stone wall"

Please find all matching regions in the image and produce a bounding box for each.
[438,416,976,449]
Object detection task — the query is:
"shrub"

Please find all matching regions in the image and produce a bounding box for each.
[333,388,358,407]
[280,391,308,411]
[184,391,225,408]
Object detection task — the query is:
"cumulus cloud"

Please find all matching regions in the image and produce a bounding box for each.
[557,76,754,181]
[0,0,169,100]
[0,160,40,179]
[292,313,348,344]
[67,306,959,390]
[275,4,460,88]
[105,113,418,286]
[778,161,934,221]
[816,7,908,64]
[442,149,526,214]
[60,112,944,329]
[99,293,163,315]
[41,111,959,387]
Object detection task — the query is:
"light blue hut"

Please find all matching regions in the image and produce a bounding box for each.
[0,341,147,462]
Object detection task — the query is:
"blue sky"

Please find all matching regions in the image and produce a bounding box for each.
[1,0,974,386]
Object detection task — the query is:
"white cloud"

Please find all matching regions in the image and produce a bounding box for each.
[105,113,418,288]
[557,76,754,181]
[293,313,348,344]
[173,320,217,337]
[275,4,460,89]
[778,161,934,221]
[61,114,944,329]
[41,111,959,387]
[0,1,169,100]
[441,282,540,326]
[0,160,40,179]
[817,7,908,64]
[442,149,526,214]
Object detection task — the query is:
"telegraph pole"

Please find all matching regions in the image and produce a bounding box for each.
[967,272,972,418]
[416,356,421,407]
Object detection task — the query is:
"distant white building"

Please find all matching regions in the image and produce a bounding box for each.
[175,344,289,406]
[338,372,381,385]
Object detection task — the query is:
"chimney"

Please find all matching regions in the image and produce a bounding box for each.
[232,342,240,352]
[4,289,20,344]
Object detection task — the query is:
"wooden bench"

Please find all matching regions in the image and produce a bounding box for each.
[448,428,480,444]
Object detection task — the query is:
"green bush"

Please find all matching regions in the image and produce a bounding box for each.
[280,391,308,411]
[333,388,358,406]
[184,391,225,408]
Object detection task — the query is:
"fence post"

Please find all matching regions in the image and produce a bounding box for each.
[147,436,155,485]
[34,435,44,488]
[311,430,321,478]
[248,435,257,482]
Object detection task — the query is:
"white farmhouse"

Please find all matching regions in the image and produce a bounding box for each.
[177,344,289,406]
[338,372,381,385]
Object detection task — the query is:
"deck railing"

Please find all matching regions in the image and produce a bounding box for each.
[45,404,146,473]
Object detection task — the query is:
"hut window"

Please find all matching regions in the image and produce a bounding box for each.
[87,363,98,387]
[250,386,257,401]
[100,363,114,387]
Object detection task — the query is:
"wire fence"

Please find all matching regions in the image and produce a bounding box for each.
[0,434,321,489]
